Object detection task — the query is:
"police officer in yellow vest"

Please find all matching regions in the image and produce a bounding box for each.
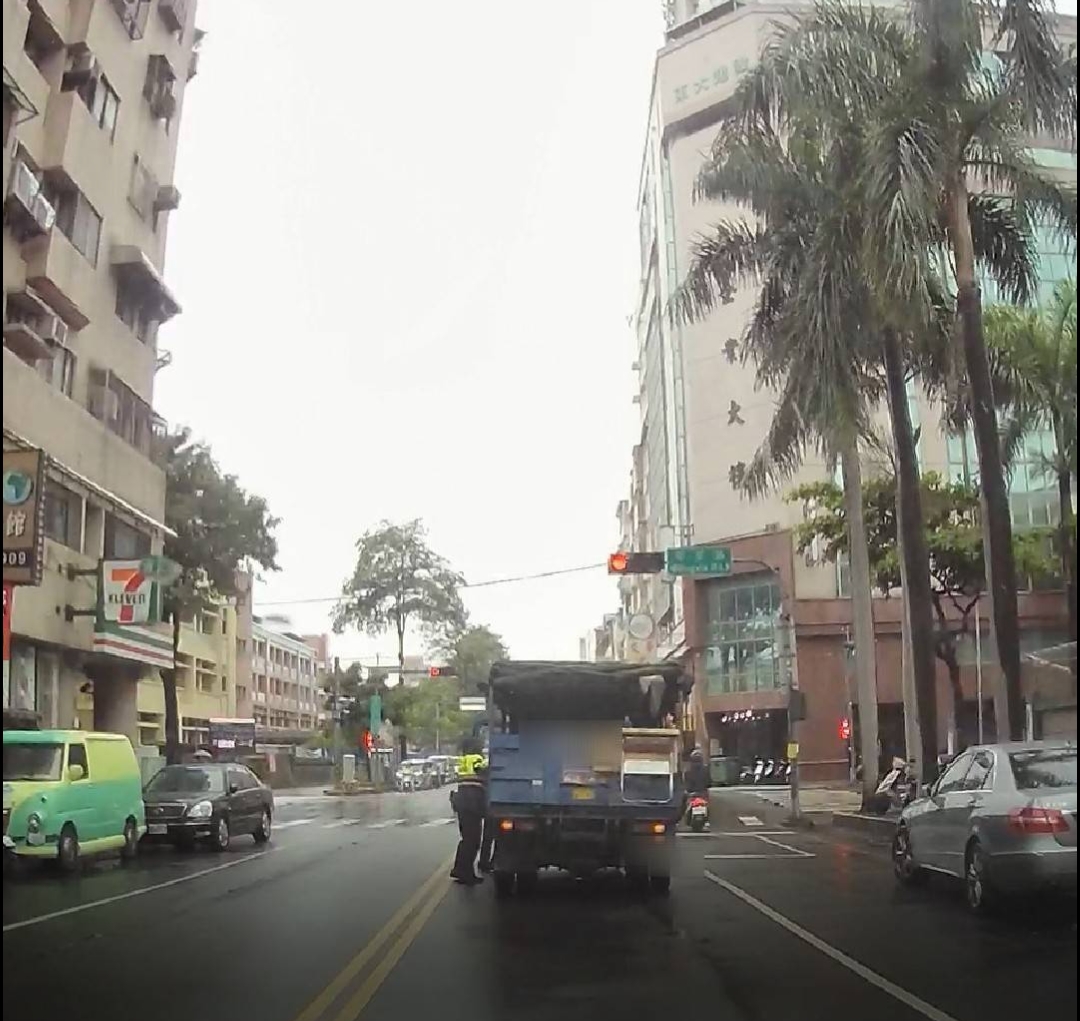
[451,741,488,885]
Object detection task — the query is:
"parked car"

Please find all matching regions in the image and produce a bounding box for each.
[3,729,144,871]
[142,762,273,851]
[427,756,456,787]
[893,740,1076,913]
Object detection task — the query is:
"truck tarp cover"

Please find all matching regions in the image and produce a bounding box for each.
[489,660,687,722]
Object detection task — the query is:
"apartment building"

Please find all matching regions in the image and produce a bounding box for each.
[622,0,1076,777]
[250,623,324,735]
[135,595,238,748]
[2,0,200,743]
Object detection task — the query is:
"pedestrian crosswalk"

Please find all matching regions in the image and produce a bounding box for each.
[274,816,455,834]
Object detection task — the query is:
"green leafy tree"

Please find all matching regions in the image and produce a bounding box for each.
[332,520,467,680]
[747,0,1076,741]
[984,280,1077,647]
[432,623,508,693]
[791,471,1054,745]
[163,428,280,763]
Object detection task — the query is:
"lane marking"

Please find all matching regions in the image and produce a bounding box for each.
[418,818,454,828]
[290,854,453,1021]
[328,871,451,1020]
[680,830,794,838]
[323,820,363,830]
[368,819,406,829]
[2,852,268,934]
[738,816,765,827]
[703,854,808,860]
[275,819,316,831]
[703,871,961,1021]
[754,834,814,857]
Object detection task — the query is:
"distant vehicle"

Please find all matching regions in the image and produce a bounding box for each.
[396,760,431,792]
[426,756,456,787]
[142,762,273,851]
[3,729,144,870]
[893,741,1076,913]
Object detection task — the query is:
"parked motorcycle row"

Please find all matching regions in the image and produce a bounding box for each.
[738,757,794,785]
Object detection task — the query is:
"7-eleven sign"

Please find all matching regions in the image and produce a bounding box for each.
[102,561,157,625]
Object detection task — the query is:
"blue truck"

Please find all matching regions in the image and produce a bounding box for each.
[485,660,691,898]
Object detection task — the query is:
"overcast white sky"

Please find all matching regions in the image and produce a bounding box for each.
[156,1,665,664]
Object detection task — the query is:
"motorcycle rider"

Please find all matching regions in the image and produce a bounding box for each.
[684,748,710,795]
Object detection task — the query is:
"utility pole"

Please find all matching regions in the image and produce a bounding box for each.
[333,656,343,782]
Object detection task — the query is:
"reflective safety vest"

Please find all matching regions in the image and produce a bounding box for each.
[458,753,486,779]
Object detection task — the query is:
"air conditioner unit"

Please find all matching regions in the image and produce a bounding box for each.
[38,314,69,347]
[153,184,181,212]
[63,48,101,89]
[149,89,177,120]
[7,160,40,210]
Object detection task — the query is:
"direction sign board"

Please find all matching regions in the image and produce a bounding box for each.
[459,696,486,713]
[665,545,732,576]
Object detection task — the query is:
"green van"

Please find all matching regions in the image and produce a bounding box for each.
[3,730,145,870]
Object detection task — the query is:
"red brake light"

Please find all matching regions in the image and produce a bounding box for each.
[1008,806,1069,834]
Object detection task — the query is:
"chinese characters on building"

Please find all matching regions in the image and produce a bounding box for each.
[673,57,753,104]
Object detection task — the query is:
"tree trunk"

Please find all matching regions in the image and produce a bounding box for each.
[840,436,880,807]
[1055,452,1077,654]
[931,595,966,752]
[163,608,182,765]
[895,521,923,775]
[950,181,1023,739]
[882,328,939,780]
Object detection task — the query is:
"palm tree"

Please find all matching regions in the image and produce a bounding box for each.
[671,118,888,801]
[724,0,1076,743]
[985,280,1078,645]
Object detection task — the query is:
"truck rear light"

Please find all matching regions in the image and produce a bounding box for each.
[499,819,514,832]
[631,821,668,835]
[1008,806,1069,834]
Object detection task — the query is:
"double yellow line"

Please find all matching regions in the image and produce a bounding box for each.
[292,854,454,1021]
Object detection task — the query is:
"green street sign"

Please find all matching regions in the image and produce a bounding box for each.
[369,693,382,733]
[665,545,732,576]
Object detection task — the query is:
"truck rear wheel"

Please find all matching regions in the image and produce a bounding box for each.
[649,874,671,896]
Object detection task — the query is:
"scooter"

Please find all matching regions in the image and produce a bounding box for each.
[875,758,916,811]
[752,758,766,784]
[687,795,709,833]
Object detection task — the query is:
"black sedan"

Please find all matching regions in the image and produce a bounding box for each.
[142,763,274,851]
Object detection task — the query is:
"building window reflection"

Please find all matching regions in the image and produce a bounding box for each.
[703,577,782,694]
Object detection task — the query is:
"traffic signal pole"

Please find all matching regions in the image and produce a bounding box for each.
[333,656,343,784]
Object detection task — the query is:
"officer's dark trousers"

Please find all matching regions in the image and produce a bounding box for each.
[479,815,495,870]
[452,809,483,879]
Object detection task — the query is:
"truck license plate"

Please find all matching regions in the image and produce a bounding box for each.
[571,788,594,801]
[148,824,168,835]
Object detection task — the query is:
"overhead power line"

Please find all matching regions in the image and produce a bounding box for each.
[254,561,608,608]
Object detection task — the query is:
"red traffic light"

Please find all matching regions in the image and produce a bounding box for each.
[839,717,851,741]
[607,551,665,575]
[362,730,374,751]
[429,666,453,678]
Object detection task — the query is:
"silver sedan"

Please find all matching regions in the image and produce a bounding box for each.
[892,741,1076,913]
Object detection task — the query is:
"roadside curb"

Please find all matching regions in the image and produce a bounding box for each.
[830,811,897,836]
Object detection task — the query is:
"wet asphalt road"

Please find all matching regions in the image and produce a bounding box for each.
[2,787,1075,1021]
